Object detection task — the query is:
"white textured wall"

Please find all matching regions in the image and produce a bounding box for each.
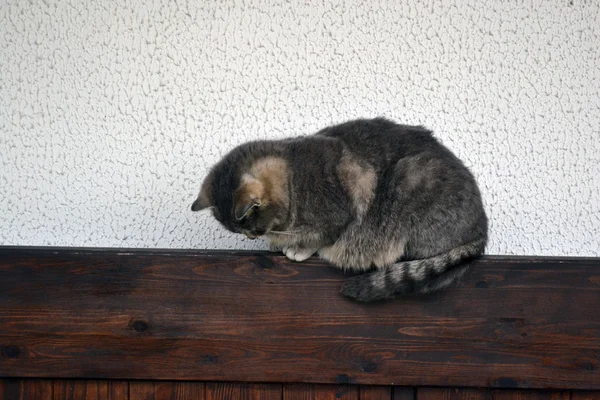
[1,1,599,256]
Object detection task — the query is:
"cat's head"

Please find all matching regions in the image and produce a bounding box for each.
[191,144,290,239]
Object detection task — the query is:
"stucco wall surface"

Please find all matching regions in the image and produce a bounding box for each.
[1,1,598,255]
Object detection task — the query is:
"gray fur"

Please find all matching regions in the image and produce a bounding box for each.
[191,118,488,302]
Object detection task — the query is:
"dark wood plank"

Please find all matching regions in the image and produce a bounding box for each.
[155,381,205,400]
[284,383,358,399]
[571,392,600,400]
[21,379,53,400]
[205,382,239,400]
[245,383,282,400]
[108,381,129,400]
[420,389,572,400]
[492,389,570,399]
[129,381,154,400]
[0,379,22,400]
[130,381,204,400]
[393,387,415,400]
[249,383,282,400]
[206,382,281,400]
[53,379,127,400]
[1,248,600,389]
[359,385,392,400]
[417,388,491,400]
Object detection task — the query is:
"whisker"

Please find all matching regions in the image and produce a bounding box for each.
[269,230,300,236]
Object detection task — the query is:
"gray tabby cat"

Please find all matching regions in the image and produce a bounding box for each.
[191,118,488,302]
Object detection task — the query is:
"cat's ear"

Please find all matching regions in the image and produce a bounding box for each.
[191,173,213,212]
[234,174,264,220]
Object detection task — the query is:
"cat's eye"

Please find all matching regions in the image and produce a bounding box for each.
[239,208,258,223]
[235,202,259,221]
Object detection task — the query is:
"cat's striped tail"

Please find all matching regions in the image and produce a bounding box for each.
[340,238,487,302]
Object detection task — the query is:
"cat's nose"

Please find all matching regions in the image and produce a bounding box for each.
[244,232,257,240]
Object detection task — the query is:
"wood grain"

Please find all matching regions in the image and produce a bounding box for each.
[284,383,358,399]
[21,379,53,400]
[1,247,599,389]
[393,387,415,400]
[53,380,128,400]
[492,389,570,399]
[155,381,204,400]
[0,379,22,400]
[129,381,204,400]
[419,388,573,400]
[205,382,281,400]
[358,385,391,400]
[571,392,600,400]
[6,379,600,400]
[417,388,492,400]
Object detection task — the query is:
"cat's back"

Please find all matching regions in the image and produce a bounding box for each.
[315,118,441,164]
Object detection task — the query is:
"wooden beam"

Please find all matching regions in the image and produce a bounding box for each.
[0,247,599,389]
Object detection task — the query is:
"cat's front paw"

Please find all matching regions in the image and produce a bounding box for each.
[283,246,317,262]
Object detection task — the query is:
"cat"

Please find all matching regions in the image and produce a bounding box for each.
[191,117,488,302]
